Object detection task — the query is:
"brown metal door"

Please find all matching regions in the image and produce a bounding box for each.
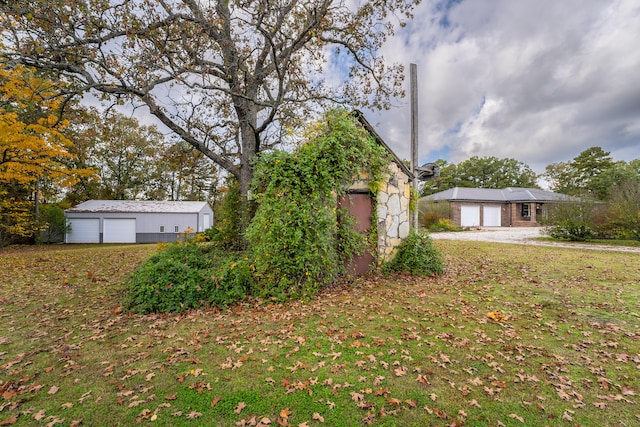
[338,192,374,275]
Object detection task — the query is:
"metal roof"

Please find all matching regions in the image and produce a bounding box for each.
[424,187,574,203]
[66,200,210,214]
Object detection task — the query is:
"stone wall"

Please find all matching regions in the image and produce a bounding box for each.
[348,161,412,261]
[377,162,412,260]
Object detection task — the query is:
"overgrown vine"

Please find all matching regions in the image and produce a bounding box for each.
[246,109,391,299]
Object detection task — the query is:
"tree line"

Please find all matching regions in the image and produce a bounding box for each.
[0,64,219,247]
[421,149,640,203]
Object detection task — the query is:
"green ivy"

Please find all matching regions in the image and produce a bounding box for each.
[206,177,243,249]
[247,109,390,299]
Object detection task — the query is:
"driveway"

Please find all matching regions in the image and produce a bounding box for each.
[429,227,640,253]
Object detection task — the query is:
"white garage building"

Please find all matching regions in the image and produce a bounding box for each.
[65,200,213,244]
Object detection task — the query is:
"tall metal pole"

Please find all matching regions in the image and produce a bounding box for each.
[410,63,419,230]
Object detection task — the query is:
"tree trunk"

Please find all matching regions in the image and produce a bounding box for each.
[236,104,259,240]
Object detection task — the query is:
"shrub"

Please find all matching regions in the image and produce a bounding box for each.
[430,218,461,232]
[421,211,440,229]
[125,241,216,314]
[541,200,599,242]
[384,230,444,276]
[419,199,451,229]
[546,221,594,241]
[37,203,68,243]
[211,258,255,307]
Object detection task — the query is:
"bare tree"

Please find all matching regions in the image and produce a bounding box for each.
[1,0,417,227]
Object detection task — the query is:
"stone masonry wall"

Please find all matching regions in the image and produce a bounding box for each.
[376,163,411,260]
[349,162,412,262]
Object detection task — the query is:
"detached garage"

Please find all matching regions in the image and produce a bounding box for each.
[65,200,213,244]
[421,187,575,227]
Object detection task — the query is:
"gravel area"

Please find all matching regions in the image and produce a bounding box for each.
[429,227,640,253]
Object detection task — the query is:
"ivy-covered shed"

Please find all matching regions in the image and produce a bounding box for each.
[342,111,414,272]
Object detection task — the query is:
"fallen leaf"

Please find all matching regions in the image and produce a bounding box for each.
[486,311,508,322]
[509,413,524,423]
[562,411,573,421]
[46,417,65,427]
[621,387,636,396]
[312,413,324,423]
[280,408,292,419]
[61,402,74,409]
[386,397,401,406]
[186,411,202,419]
[48,386,59,395]
[2,390,16,400]
[416,374,431,385]
[0,416,18,426]
[350,391,364,401]
[211,396,222,407]
[234,401,247,414]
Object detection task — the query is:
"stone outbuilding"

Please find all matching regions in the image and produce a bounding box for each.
[339,111,415,273]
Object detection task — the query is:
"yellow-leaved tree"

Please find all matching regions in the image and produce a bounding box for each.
[0,61,93,246]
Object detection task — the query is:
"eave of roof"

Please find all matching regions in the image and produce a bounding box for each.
[351,110,414,179]
[66,200,210,214]
[424,187,574,203]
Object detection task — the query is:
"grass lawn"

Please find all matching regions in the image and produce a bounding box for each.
[1,241,638,426]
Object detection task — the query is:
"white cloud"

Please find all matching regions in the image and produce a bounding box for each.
[368,0,640,174]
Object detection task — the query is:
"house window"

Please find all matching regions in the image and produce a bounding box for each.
[521,203,530,218]
[160,225,165,233]
[174,226,179,233]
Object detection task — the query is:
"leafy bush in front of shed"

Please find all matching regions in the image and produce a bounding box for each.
[125,241,216,314]
[384,230,444,276]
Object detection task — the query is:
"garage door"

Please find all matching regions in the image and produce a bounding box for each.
[483,206,501,227]
[66,218,100,243]
[103,218,136,243]
[460,205,480,227]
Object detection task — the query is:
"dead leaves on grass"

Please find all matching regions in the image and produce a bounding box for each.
[1,244,639,425]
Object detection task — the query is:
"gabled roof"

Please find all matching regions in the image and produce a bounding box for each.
[66,200,210,214]
[424,187,574,203]
[352,110,414,179]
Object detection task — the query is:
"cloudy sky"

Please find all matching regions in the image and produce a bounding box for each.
[363,0,640,174]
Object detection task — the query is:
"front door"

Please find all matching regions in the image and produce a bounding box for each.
[338,192,374,275]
